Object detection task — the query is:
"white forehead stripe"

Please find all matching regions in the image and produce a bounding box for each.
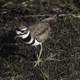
[21,27,27,31]
[19,31,30,39]
[32,39,41,46]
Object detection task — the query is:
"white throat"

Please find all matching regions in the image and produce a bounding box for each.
[32,39,41,46]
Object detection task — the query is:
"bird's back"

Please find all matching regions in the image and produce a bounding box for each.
[29,22,51,42]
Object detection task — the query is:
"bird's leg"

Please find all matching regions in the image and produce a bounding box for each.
[34,43,43,67]
[38,43,43,59]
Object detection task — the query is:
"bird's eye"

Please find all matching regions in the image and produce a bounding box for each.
[21,30,25,33]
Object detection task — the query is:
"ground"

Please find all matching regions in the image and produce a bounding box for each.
[0,0,80,80]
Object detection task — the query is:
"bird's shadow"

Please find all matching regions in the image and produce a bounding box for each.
[0,30,37,61]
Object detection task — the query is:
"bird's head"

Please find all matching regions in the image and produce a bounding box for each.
[16,25,28,35]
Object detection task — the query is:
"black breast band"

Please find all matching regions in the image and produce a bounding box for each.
[22,33,31,42]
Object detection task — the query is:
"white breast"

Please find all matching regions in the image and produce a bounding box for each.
[32,39,41,46]
[16,22,50,47]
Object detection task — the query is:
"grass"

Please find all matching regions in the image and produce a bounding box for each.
[0,0,80,80]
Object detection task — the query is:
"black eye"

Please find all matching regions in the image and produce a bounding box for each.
[21,31,25,33]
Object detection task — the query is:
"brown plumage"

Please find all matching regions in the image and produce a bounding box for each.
[28,22,51,67]
[29,22,51,43]
[15,22,51,67]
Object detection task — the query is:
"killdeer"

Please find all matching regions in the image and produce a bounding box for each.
[16,22,51,67]
[16,22,50,47]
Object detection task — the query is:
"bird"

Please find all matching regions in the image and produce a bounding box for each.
[16,22,51,47]
[15,22,51,67]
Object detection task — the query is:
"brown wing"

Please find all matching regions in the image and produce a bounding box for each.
[29,22,51,42]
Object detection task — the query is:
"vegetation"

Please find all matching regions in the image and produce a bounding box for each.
[0,0,80,80]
